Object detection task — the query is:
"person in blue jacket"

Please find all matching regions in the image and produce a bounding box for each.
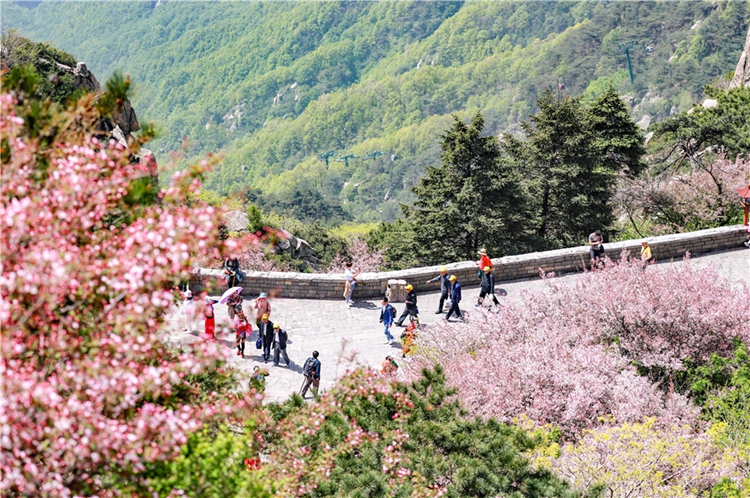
[445,275,463,321]
[379,297,396,344]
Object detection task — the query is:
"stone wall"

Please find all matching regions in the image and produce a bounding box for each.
[189,225,749,300]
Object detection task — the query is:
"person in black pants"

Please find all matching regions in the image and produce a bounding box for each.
[259,314,274,363]
[395,284,418,326]
[272,323,290,367]
[476,266,500,307]
[446,275,463,321]
[426,268,450,314]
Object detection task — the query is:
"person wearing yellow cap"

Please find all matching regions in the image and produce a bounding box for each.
[395,283,418,327]
[426,267,451,314]
[476,266,500,308]
[259,313,274,363]
[446,275,463,321]
[272,322,290,367]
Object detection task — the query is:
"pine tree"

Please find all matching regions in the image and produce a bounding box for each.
[586,85,646,178]
[407,112,529,264]
[507,89,616,249]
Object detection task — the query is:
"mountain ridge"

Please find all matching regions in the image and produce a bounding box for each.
[4,0,748,221]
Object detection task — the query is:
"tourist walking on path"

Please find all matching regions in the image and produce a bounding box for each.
[223,255,244,289]
[181,290,196,333]
[254,293,271,329]
[226,289,243,322]
[272,323,290,367]
[426,268,451,314]
[476,266,500,307]
[446,275,463,321]
[343,261,360,307]
[588,230,605,266]
[379,297,395,344]
[477,249,493,272]
[395,284,418,326]
[203,294,218,340]
[300,351,321,398]
[233,304,251,359]
[259,314,274,363]
[640,241,655,271]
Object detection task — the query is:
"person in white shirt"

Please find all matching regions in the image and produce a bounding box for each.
[343,261,360,306]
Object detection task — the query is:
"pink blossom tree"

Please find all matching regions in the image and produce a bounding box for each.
[326,237,385,274]
[0,84,260,494]
[406,255,750,436]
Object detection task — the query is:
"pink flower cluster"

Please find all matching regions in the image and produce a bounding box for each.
[326,238,385,274]
[407,254,750,437]
[0,94,252,495]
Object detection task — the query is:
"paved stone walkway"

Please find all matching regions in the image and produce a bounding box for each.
[165,248,748,403]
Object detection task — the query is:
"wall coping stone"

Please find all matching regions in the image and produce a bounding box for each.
[191,225,748,299]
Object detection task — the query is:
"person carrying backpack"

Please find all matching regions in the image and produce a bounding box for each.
[300,351,321,398]
[379,297,395,344]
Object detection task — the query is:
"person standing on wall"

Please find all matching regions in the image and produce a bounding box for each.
[394,284,418,327]
[343,261,360,307]
[476,266,500,308]
[259,313,274,363]
[446,275,463,321]
[300,351,321,398]
[272,323,290,367]
[426,267,451,314]
[588,230,605,267]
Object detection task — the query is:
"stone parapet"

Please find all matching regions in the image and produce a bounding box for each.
[189,225,749,300]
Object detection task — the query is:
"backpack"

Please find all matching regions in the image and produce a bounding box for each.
[303,357,317,378]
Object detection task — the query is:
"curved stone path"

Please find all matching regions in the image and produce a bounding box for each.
[165,248,749,403]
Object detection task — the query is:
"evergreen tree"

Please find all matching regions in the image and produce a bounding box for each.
[407,112,529,264]
[586,85,646,177]
[507,90,616,249]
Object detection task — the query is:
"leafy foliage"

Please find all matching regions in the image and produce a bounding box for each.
[5,1,748,221]
[408,112,528,264]
[0,68,261,495]
[262,366,597,497]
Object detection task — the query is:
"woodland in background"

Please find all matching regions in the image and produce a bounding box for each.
[5,1,749,222]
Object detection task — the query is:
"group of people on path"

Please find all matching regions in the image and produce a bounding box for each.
[180,282,322,398]
[183,231,662,399]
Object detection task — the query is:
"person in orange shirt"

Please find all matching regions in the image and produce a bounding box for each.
[477,248,493,272]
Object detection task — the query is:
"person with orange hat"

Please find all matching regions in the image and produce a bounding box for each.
[426,267,451,314]
[394,283,418,327]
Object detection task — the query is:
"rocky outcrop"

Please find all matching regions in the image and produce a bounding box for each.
[729,25,750,90]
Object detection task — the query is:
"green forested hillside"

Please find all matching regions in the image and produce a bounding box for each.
[5,1,748,222]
